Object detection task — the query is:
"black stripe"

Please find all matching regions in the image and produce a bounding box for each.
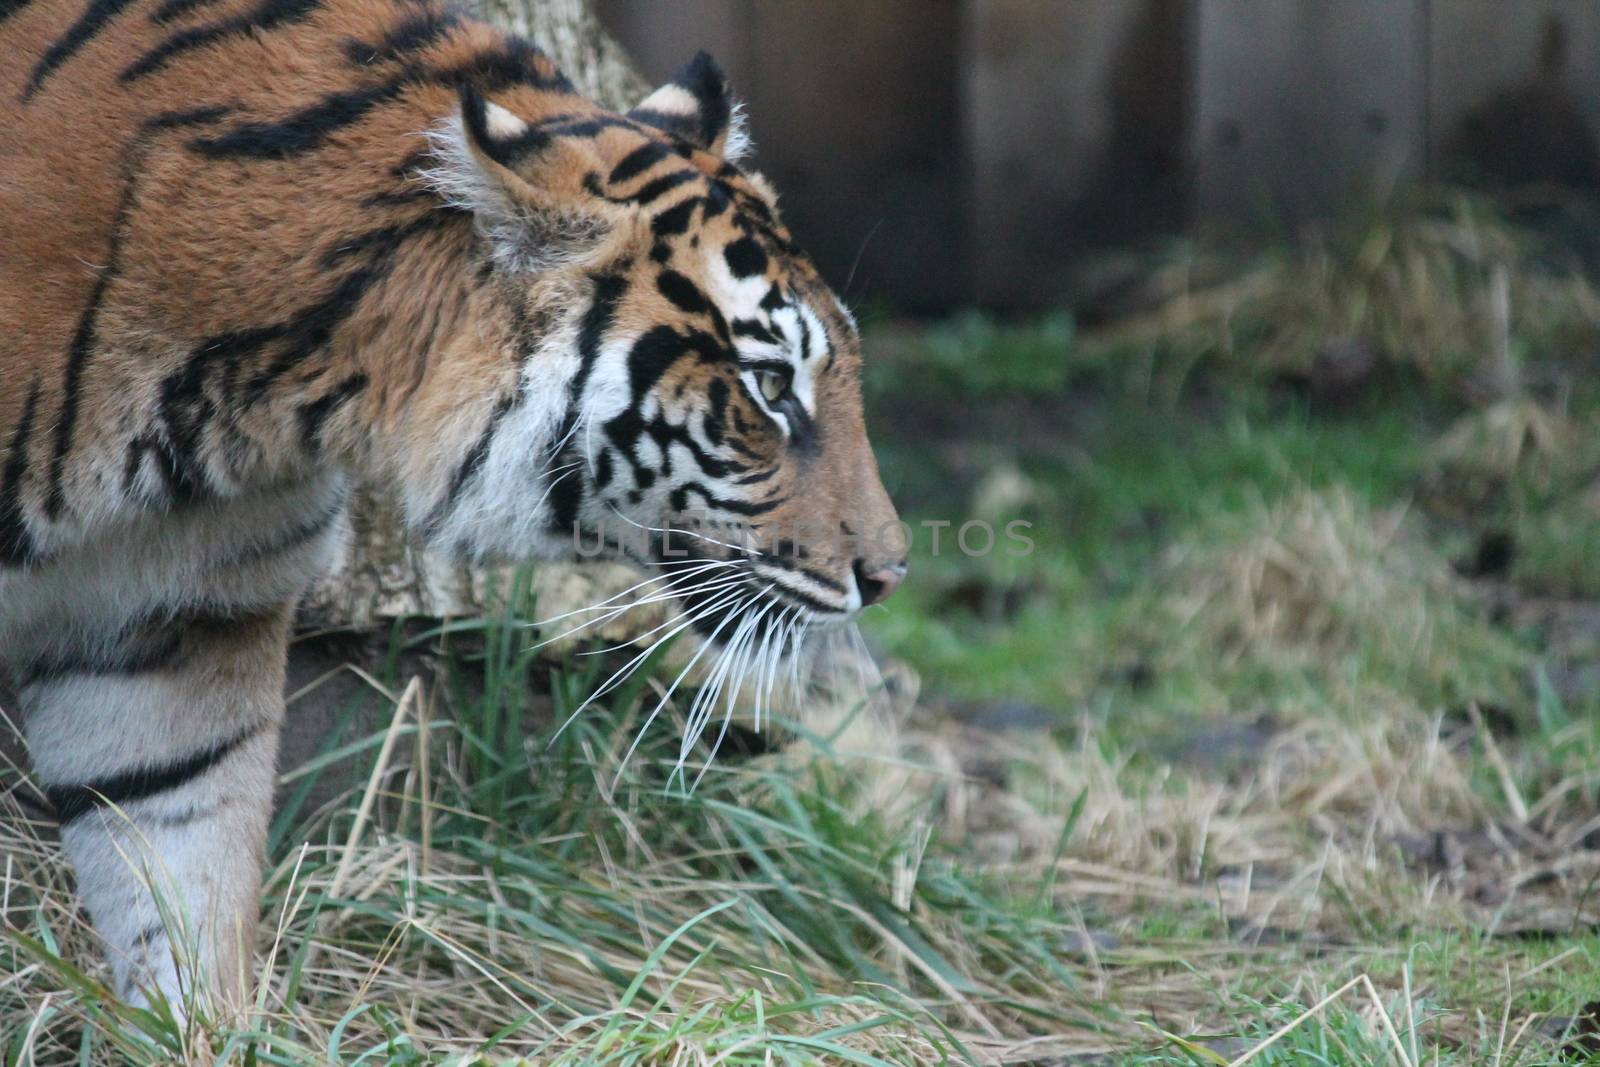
[342,8,459,66]
[20,602,279,689]
[625,325,720,402]
[608,141,670,186]
[793,565,846,595]
[626,107,700,147]
[152,221,425,504]
[731,318,780,345]
[793,305,814,362]
[122,0,323,81]
[734,466,778,486]
[449,37,573,95]
[43,106,236,521]
[463,94,628,166]
[241,214,449,398]
[621,170,696,206]
[190,80,410,159]
[361,187,433,209]
[23,0,139,100]
[724,437,763,464]
[670,480,782,517]
[296,373,368,448]
[545,273,627,533]
[19,610,194,687]
[0,380,42,567]
[656,270,709,315]
[46,721,264,826]
[121,437,147,494]
[218,497,343,569]
[567,274,628,414]
[422,393,514,538]
[150,0,223,23]
[0,0,35,24]
[651,197,700,237]
[145,103,239,131]
[761,580,841,617]
[45,228,124,520]
[723,236,767,279]
[120,431,198,505]
[702,377,730,446]
[513,115,639,144]
[188,40,572,161]
[318,213,449,268]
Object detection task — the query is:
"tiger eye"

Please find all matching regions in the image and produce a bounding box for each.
[759,369,788,404]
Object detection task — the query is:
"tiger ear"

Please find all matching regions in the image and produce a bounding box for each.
[419,84,623,272]
[628,52,751,163]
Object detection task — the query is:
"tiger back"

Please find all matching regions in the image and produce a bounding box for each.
[0,0,904,1011]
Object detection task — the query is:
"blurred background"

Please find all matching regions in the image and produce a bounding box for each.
[591,8,1600,1046]
[596,0,1600,736]
[599,0,1600,311]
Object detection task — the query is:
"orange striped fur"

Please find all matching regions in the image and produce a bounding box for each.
[1,0,900,1010]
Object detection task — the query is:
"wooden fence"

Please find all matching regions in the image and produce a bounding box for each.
[596,0,1600,312]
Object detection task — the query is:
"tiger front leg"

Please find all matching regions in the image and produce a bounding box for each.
[19,602,292,1015]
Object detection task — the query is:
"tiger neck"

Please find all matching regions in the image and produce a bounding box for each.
[324,210,599,563]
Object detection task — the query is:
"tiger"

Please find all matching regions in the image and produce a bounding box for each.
[0,0,905,1013]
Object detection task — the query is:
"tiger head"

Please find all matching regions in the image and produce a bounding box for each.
[422,53,905,632]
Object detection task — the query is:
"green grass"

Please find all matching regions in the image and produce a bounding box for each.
[9,193,1600,1063]
[864,390,1447,710]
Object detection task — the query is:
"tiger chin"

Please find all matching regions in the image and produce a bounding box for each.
[0,0,904,1014]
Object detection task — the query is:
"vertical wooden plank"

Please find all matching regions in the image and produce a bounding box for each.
[1194,0,1427,224]
[592,0,751,91]
[596,0,966,312]
[1430,0,1600,187]
[964,0,1190,309]
[743,0,966,311]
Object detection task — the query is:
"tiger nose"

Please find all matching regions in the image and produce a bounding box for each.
[853,558,907,606]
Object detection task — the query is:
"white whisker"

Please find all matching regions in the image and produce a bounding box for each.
[605,502,758,556]
[691,593,781,790]
[749,602,786,733]
[611,585,768,787]
[530,461,584,518]
[758,603,799,731]
[525,560,736,639]
[787,615,813,702]
[535,569,740,645]
[846,623,881,704]
[573,576,749,656]
[677,599,755,765]
[549,581,753,746]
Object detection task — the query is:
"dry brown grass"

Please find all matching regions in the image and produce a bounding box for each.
[5,487,1600,1062]
[1084,195,1600,405]
[5,643,1600,1063]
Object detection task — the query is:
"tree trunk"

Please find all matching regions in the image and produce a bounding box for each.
[472,0,649,110]
[299,0,646,629]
